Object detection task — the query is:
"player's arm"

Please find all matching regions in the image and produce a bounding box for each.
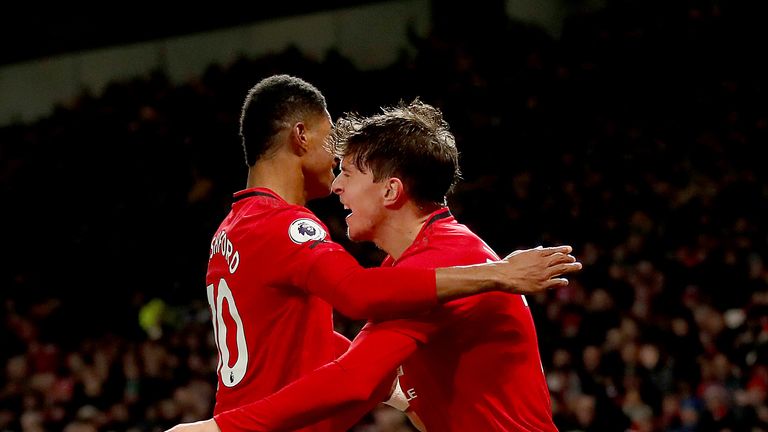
[405,409,427,432]
[212,324,425,432]
[300,250,436,319]
[164,420,218,432]
[302,245,581,320]
[435,245,582,301]
[333,331,352,356]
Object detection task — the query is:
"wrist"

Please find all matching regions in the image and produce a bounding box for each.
[435,264,497,303]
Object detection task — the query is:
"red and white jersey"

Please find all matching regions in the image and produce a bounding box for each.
[206,187,437,432]
[206,188,345,417]
[213,207,556,432]
[385,209,557,431]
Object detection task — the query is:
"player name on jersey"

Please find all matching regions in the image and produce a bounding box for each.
[209,230,240,274]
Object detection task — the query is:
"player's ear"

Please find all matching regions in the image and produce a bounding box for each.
[383,177,405,207]
[290,121,309,155]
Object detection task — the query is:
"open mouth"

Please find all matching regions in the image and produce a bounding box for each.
[342,204,353,219]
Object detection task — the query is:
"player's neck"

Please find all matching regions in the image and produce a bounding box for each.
[375,203,437,261]
[245,153,307,206]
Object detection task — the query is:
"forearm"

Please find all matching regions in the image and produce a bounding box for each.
[214,362,368,432]
[327,380,395,432]
[215,328,419,432]
[434,263,498,302]
[435,246,582,300]
[308,246,581,316]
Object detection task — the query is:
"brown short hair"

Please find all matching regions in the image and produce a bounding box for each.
[329,99,461,206]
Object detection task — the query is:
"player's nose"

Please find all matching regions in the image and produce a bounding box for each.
[332,174,343,195]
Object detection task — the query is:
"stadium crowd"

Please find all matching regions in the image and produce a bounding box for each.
[1,1,766,431]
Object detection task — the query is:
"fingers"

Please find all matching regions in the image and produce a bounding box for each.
[546,278,570,288]
[505,245,572,259]
[547,262,582,279]
[538,245,572,256]
[547,252,577,265]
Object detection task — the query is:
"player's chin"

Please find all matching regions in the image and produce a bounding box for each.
[346,222,372,243]
[345,223,363,242]
[346,226,358,241]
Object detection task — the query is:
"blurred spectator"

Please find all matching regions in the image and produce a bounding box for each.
[2,0,767,429]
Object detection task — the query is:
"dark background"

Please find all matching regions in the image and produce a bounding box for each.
[1,1,767,431]
[0,2,385,66]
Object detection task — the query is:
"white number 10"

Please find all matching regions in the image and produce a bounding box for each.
[207,278,248,387]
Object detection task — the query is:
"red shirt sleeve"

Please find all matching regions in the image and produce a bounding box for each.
[213,322,436,432]
[271,211,438,320]
[300,250,437,320]
[333,331,351,357]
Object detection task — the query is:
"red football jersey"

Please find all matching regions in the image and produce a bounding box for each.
[214,208,557,432]
[385,210,557,432]
[206,187,437,432]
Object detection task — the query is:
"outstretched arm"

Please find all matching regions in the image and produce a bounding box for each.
[164,324,424,432]
[435,245,582,302]
[213,324,422,432]
[301,250,437,320]
[303,245,581,320]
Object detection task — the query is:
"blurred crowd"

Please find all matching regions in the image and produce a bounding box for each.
[1,1,767,431]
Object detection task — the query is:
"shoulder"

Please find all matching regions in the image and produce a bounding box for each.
[280,211,331,245]
[229,206,342,263]
[241,205,332,245]
[400,223,498,268]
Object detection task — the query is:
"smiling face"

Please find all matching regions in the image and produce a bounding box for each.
[331,156,388,242]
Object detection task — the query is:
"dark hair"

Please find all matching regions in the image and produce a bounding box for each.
[239,74,328,166]
[330,99,461,206]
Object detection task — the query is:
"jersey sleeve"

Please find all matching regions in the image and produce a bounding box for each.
[272,211,438,320]
[302,251,438,320]
[213,322,434,432]
[333,331,351,357]
[374,319,439,344]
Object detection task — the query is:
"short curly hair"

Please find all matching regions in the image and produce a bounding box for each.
[240,74,327,166]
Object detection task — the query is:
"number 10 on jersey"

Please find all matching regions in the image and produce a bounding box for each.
[207,278,248,387]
